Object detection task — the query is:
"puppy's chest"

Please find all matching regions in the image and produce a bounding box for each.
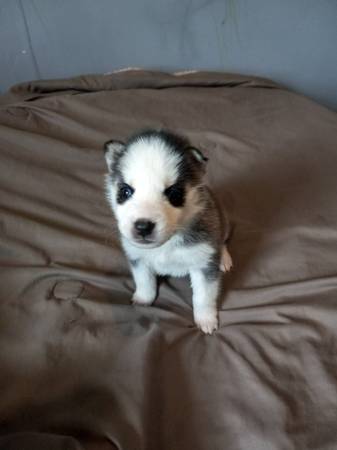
[126,240,215,277]
[150,246,196,276]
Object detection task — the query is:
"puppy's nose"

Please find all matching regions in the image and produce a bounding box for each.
[134,219,155,238]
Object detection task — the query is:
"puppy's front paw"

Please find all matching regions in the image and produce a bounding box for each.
[194,310,219,335]
[131,293,155,306]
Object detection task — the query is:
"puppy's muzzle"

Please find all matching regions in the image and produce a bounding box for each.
[134,219,156,239]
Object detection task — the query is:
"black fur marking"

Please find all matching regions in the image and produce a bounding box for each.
[202,254,221,281]
[164,183,185,207]
[181,216,210,245]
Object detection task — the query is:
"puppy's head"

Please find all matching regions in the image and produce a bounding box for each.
[104,130,208,248]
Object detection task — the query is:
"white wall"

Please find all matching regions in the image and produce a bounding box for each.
[1,0,336,110]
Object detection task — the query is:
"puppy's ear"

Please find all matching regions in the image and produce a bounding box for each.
[188,147,209,164]
[104,140,125,172]
[186,147,208,174]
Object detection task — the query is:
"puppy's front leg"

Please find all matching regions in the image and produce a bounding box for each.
[190,269,220,334]
[130,260,157,306]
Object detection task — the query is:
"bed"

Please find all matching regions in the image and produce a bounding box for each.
[0,70,337,450]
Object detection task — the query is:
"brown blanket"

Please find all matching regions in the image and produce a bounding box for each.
[0,70,337,450]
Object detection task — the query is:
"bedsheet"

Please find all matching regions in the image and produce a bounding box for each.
[0,70,337,450]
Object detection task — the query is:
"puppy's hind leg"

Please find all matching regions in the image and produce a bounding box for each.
[220,245,233,273]
[130,260,157,306]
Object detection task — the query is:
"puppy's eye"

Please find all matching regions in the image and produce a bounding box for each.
[117,183,134,204]
[164,184,185,207]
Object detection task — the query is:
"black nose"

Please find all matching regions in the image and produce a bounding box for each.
[134,219,155,238]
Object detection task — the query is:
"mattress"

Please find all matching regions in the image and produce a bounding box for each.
[0,70,337,450]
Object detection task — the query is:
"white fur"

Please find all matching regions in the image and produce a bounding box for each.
[121,138,180,188]
[122,234,215,277]
[131,263,157,306]
[190,270,219,334]
[124,235,220,334]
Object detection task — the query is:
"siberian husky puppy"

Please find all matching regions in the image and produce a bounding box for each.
[104,130,232,334]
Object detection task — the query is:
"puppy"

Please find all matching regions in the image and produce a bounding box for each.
[104,130,232,334]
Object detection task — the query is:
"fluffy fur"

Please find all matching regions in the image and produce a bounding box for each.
[104,130,232,334]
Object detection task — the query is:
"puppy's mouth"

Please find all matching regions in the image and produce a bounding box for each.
[134,237,156,245]
[124,233,168,248]
[130,237,162,248]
